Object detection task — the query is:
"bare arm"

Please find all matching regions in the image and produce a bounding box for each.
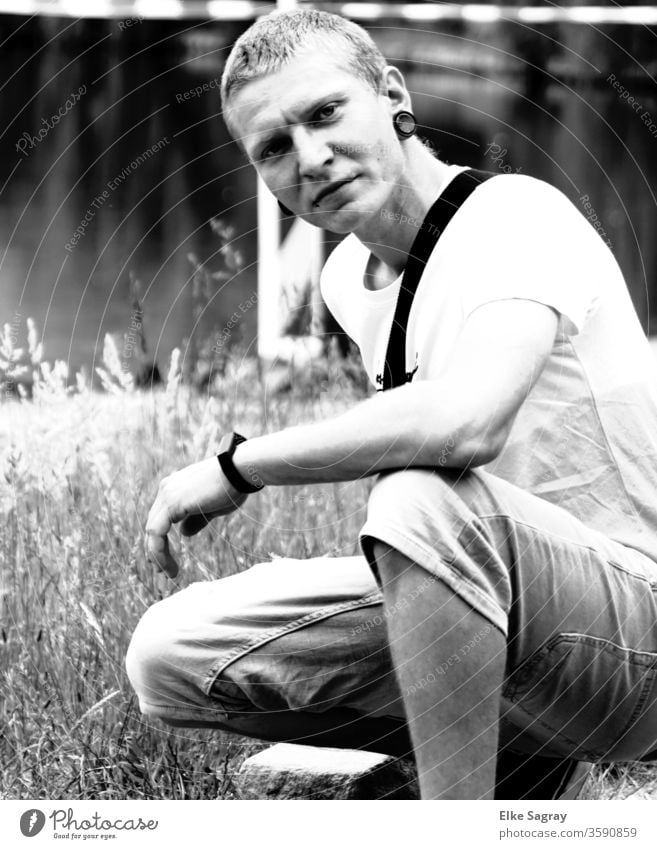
[146,298,559,576]
[234,299,560,484]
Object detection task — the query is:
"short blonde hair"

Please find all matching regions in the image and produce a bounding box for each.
[221,9,387,137]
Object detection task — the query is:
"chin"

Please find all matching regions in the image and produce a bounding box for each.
[317,200,373,233]
[321,212,363,233]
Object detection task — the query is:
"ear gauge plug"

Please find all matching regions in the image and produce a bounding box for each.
[393,110,417,139]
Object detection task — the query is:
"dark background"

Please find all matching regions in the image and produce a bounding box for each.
[1,2,656,373]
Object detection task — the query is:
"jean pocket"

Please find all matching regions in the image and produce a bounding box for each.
[503,633,657,761]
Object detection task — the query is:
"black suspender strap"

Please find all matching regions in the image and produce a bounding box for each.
[378,168,496,391]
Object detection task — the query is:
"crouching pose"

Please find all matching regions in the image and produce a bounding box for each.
[127,9,657,799]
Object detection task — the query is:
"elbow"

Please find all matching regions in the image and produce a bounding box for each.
[451,426,508,469]
[459,441,499,468]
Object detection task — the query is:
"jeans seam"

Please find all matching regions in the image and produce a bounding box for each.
[504,635,573,701]
[507,633,657,694]
[203,592,383,697]
[504,638,599,758]
[475,512,607,557]
[137,701,232,721]
[505,632,657,760]
[476,513,657,587]
[552,633,657,664]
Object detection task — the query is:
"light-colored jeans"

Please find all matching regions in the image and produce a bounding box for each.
[127,467,657,764]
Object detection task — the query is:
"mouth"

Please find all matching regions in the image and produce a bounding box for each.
[312,177,357,208]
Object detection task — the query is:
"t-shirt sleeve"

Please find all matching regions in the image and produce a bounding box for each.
[458,175,604,336]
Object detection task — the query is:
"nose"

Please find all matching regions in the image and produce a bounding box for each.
[293,126,334,181]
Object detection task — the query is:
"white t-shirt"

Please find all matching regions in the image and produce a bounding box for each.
[320,165,657,561]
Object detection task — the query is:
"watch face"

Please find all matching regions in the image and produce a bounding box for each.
[219,432,245,454]
[218,432,235,454]
[217,432,261,493]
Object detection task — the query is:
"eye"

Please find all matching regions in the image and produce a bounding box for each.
[259,138,288,161]
[313,102,339,122]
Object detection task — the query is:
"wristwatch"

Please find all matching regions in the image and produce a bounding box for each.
[216,431,265,494]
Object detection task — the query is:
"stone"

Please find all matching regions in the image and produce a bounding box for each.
[236,743,419,800]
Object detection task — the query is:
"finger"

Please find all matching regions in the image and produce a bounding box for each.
[148,533,179,579]
[145,503,179,578]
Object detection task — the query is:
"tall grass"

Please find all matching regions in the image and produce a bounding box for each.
[0,321,654,800]
[0,322,371,799]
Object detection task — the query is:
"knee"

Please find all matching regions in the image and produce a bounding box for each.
[362,469,466,577]
[366,468,463,524]
[127,594,266,732]
[361,467,511,630]
[125,600,184,719]
[125,591,229,723]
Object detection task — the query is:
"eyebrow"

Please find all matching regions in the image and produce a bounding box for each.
[250,92,343,159]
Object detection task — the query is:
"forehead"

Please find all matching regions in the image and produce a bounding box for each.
[227,48,370,151]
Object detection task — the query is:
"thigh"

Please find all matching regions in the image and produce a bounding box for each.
[474,472,657,762]
[498,505,657,761]
[126,555,403,724]
[360,467,657,761]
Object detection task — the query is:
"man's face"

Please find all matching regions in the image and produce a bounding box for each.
[227,44,406,233]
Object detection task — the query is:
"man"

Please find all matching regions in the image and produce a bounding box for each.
[127,9,657,799]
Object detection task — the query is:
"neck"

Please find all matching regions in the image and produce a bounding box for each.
[354,142,452,280]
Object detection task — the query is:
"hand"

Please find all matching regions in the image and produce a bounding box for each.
[145,456,248,578]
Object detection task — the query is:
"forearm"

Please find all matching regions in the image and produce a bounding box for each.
[233,379,498,487]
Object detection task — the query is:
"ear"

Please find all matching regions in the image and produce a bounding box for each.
[380,65,412,114]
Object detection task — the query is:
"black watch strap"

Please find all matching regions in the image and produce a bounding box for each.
[217,432,264,494]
